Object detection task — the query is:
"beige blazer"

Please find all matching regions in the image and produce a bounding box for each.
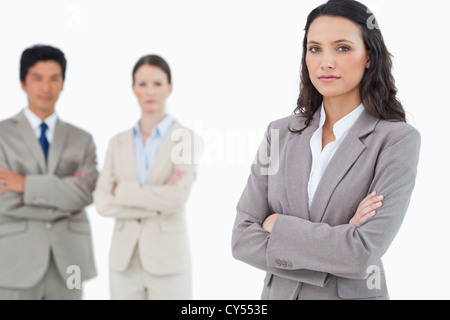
[0,111,98,288]
[232,109,421,300]
[93,120,200,276]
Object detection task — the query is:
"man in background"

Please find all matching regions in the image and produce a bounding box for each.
[0,44,98,299]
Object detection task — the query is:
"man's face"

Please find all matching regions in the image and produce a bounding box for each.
[21,60,64,116]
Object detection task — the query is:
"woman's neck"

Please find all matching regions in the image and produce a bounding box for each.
[322,93,362,126]
[139,111,165,137]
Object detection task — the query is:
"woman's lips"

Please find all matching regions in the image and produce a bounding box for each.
[318,75,341,83]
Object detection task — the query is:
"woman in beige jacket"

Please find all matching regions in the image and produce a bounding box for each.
[94,55,200,300]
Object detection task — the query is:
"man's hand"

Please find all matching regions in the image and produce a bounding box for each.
[73,171,86,179]
[0,168,25,195]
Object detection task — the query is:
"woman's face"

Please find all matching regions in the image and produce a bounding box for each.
[306,16,370,101]
[132,64,172,115]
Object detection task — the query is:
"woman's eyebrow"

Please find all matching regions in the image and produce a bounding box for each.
[334,39,354,44]
[307,39,355,45]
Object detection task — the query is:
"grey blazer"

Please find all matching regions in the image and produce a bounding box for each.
[0,111,98,288]
[232,109,421,300]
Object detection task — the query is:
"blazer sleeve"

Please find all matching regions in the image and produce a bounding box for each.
[94,137,163,219]
[114,166,196,215]
[232,123,330,288]
[113,132,200,216]
[0,144,70,221]
[265,125,421,280]
[23,135,99,212]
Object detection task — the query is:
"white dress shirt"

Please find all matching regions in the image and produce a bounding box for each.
[23,107,58,144]
[307,103,365,208]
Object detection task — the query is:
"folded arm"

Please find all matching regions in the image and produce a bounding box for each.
[114,164,196,215]
[232,124,331,287]
[22,137,98,212]
[94,136,199,219]
[0,144,92,221]
[232,124,421,284]
[265,128,420,279]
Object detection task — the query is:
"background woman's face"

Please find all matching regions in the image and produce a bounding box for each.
[132,64,172,115]
[306,16,370,100]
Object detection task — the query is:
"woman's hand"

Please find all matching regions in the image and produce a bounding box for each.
[262,213,281,234]
[349,192,383,228]
[166,170,185,185]
[263,192,382,232]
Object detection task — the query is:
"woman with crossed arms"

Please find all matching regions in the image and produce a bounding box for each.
[94,55,199,300]
[232,0,420,300]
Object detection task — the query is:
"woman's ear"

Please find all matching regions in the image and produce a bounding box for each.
[366,51,371,69]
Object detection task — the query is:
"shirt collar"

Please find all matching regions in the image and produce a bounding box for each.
[133,114,173,138]
[318,103,365,140]
[23,107,58,131]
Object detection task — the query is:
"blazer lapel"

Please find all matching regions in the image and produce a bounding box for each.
[309,110,380,222]
[14,111,47,173]
[146,121,180,185]
[118,130,139,181]
[48,119,69,174]
[285,114,319,220]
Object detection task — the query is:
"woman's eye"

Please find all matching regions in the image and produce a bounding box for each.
[309,47,321,53]
[337,46,350,52]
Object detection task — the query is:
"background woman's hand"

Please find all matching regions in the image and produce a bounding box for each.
[349,192,383,228]
[166,170,185,185]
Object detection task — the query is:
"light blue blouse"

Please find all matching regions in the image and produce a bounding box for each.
[132,115,173,185]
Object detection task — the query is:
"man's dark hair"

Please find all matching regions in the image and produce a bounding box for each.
[20,45,67,83]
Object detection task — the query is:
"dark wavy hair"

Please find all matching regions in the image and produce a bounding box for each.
[290,0,405,133]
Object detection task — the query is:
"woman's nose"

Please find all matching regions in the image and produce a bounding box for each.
[321,52,336,70]
[147,87,156,96]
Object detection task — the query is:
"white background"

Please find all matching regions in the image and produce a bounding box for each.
[0,0,448,300]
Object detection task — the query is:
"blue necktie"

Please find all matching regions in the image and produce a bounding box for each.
[39,122,49,162]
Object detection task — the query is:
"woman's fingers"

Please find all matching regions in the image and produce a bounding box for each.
[350,192,383,228]
[354,211,376,228]
[358,192,378,210]
[359,198,383,216]
[166,170,185,185]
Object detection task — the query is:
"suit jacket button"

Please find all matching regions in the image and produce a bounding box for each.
[46,223,53,230]
[137,218,141,224]
[276,259,282,266]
